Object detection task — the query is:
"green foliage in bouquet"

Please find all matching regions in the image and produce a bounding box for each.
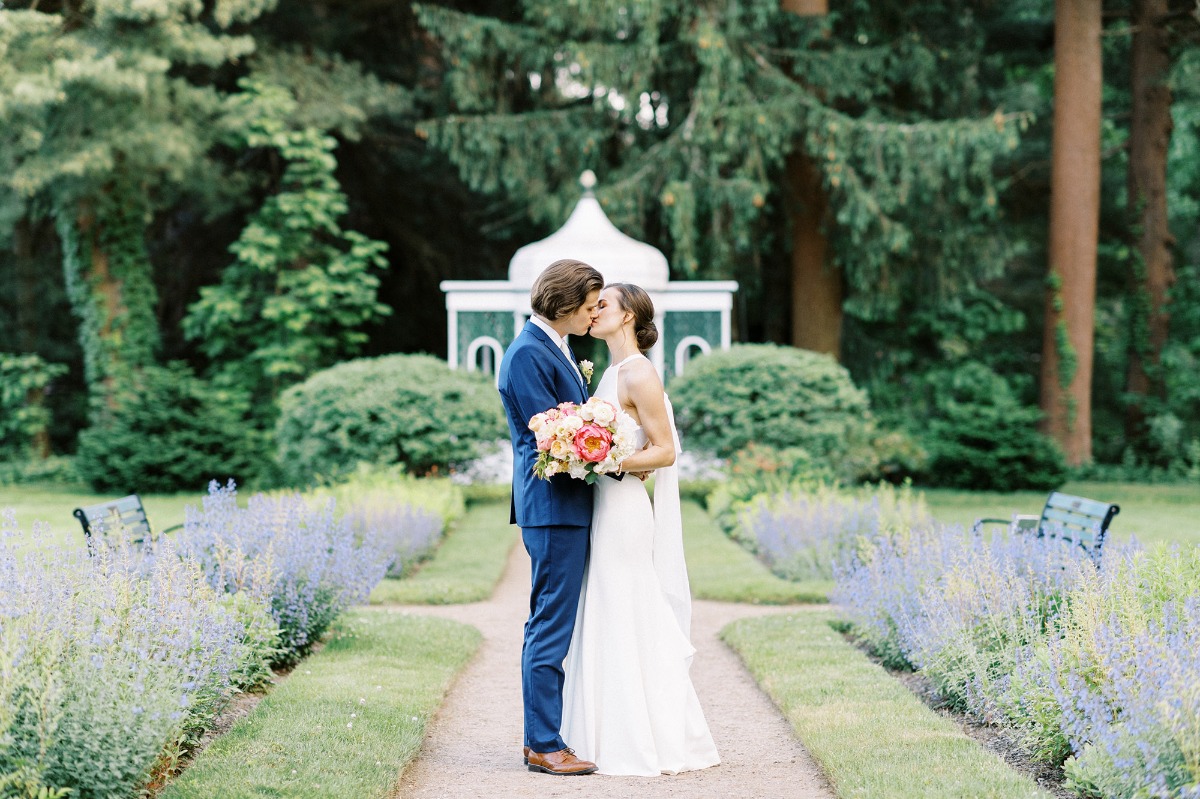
[917,363,1067,491]
[76,363,266,493]
[275,354,506,485]
[668,344,877,480]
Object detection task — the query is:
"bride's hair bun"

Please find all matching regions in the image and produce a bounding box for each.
[608,282,658,353]
[635,319,658,352]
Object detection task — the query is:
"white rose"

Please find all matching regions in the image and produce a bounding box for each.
[591,401,616,426]
[568,462,588,480]
[561,415,584,433]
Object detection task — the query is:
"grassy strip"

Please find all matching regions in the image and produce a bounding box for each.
[683,500,831,603]
[369,499,518,604]
[722,612,1052,799]
[162,609,479,799]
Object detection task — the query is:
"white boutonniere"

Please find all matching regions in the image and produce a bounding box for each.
[578,359,594,385]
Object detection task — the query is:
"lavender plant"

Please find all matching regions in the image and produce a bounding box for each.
[179,481,390,663]
[1010,545,1200,796]
[835,507,1200,798]
[0,511,253,799]
[835,519,1097,684]
[743,482,933,581]
[342,502,443,579]
[309,467,462,579]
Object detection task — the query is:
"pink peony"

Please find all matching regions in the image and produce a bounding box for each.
[572,423,613,463]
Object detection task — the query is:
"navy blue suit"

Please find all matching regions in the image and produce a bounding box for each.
[498,321,593,753]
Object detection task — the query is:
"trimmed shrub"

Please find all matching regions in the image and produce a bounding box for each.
[668,344,877,480]
[275,354,506,485]
[76,363,265,493]
[917,363,1066,491]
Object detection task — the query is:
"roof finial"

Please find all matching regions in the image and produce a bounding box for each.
[579,170,597,192]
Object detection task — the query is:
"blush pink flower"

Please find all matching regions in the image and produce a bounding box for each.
[572,424,613,463]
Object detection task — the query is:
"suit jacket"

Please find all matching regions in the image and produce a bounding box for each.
[498,321,594,528]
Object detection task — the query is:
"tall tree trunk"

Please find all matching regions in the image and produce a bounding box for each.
[780,0,827,14]
[1125,0,1176,444]
[781,0,840,358]
[787,152,843,357]
[1040,0,1102,466]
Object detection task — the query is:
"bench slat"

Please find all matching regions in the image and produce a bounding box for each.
[1044,492,1115,520]
[1042,507,1106,530]
[74,495,154,546]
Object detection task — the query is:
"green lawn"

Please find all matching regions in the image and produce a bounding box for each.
[723,612,1052,799]
[162,610,479,799]
[923,480,1200,547]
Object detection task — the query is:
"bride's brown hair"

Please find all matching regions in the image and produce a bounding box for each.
[606,283,658,352]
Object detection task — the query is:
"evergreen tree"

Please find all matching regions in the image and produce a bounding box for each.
[414,0,1029,356]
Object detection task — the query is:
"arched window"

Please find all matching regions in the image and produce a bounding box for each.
[674,336,711,376]
[466,336,505,385]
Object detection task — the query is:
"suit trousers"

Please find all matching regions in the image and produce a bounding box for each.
[521,523,589,752]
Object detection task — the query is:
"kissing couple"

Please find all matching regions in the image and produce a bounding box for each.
[497,258,721,777]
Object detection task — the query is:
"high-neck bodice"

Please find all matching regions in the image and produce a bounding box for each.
[593,354,647,449]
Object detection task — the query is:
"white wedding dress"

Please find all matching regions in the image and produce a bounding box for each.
[560,354,720,776]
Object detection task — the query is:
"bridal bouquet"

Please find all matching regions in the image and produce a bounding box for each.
[528,398,638,483]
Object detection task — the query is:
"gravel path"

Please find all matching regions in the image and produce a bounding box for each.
[381,539,836,799]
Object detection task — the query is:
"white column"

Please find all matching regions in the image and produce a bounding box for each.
[446,308,459,368]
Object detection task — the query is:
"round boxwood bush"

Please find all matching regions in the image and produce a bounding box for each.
[918,363,1066,491]
[668,344,876,475]
[275,354,506,485]
[76,363,265,493]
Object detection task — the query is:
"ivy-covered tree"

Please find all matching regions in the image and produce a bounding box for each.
[183,82,392,411]
[414,0,1029,359]
[0,0,277,411]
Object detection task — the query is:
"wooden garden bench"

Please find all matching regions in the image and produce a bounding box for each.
[72,494,183,554]
[971,490,1119,563]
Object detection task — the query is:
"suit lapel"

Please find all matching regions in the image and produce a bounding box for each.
[526,323,587,398]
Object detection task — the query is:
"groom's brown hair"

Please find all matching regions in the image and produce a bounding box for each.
[531,259,605,320]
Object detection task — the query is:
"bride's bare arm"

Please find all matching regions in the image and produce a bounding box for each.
[615,359,676,473]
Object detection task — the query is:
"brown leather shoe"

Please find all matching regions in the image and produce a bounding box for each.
[526,747,597,775]
[522,746,530,765]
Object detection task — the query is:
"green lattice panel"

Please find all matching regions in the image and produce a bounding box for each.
[458,311,514,371]
[662,311,721,380]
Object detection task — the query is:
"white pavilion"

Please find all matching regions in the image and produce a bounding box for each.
[440,172,738,383]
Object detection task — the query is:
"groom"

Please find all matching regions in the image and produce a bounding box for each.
[497,258,604,776]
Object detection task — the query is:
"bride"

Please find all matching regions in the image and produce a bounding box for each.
[559,282,720,776]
